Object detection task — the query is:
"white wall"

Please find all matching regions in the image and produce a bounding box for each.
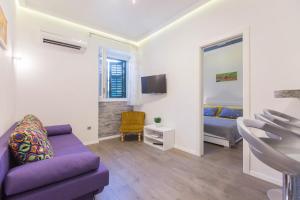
[137,0,300,185]
[0,0,16,135]
[203,42,242,105]
[14,9,136,144]
[12,0,300,185]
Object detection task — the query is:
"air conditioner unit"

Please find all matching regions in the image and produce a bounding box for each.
[41,31,87,52]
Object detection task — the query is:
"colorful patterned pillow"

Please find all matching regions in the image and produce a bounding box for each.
[20,114,47,135]
[9,117,54,165]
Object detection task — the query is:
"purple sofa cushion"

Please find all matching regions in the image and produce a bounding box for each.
[0,123,18,197]
[45,125,72,137]
[48,133,89,157]
[5,164,109,200]
[4,152,100,196]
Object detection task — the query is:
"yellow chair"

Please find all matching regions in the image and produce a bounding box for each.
[119,111,145,142]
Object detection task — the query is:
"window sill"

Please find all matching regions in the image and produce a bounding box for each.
[99,97,128,102]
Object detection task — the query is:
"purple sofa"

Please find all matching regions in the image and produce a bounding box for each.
[0,123,109,200]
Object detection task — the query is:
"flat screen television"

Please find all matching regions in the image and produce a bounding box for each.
[141,74,167,94]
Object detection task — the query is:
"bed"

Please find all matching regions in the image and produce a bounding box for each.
[204,116,242,147]
[203,103,243,147]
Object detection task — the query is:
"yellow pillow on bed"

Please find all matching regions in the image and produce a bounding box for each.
[204,105,243,117]
[224,106,243,109]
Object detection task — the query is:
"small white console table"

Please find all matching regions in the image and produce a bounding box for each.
[143,125,175,151]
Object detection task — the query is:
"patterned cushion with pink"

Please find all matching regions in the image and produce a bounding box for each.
[9,115,54,165]
[20,114,47,134]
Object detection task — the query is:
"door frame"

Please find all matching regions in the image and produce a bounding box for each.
[197,27,251,174]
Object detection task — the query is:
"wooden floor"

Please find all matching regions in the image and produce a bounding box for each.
[88,139,275,200]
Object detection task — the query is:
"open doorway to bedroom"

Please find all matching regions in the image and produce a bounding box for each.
[202,36,244,155]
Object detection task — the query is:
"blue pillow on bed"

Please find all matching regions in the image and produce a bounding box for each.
[219,108,243,119]
[204,107,218,116]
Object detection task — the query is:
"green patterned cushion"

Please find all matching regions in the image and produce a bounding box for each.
[9,116,54,165]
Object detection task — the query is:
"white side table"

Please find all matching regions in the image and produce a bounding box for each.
[143,125,175,151]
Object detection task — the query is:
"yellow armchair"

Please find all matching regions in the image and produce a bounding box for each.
[119,111,145,142]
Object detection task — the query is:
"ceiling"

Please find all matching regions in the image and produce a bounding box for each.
[20,0,210,42]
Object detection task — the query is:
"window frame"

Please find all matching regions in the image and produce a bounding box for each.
[98,48,129,102]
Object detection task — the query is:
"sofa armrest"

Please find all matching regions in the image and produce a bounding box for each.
[45,124,72,136]
[4,152,100,196]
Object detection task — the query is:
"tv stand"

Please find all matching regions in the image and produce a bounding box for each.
[143,125,175,151]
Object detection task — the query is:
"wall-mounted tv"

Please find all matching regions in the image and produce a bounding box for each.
[141,74,167,94]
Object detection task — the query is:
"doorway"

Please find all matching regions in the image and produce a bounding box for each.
[198,29,251,174]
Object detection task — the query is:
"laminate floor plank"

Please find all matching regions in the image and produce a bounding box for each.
[88,139,275,200]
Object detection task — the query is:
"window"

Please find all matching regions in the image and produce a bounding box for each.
[99,48,129,101]
[107,58,127,98]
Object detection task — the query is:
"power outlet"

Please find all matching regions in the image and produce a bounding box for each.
[87,126,92,130]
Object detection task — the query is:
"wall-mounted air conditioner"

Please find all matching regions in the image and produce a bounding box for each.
[41,31,87,52]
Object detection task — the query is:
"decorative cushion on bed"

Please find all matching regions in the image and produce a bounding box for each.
[9,116,54,165]
[204,107,218,116]
[219,108,243,119]
[204,105,223,116]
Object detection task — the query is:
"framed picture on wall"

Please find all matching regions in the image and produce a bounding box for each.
[216,72,237,82]
[0,6,7,49]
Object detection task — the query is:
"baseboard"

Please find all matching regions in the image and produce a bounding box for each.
[99,135,120,141]
[83,140,99,145]
[204,133,230,147]
[250,170,282,186]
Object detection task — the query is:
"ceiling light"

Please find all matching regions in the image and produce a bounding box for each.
[137,0,221,45]
[15,0,138,46]
[16,0,221,46]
